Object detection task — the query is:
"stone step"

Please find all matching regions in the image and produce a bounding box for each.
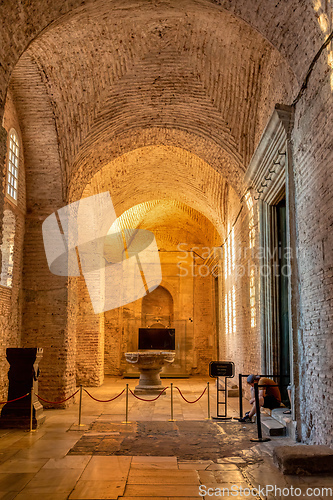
[260,416,286,436]
[271,408,297,440]
[273,445,333,475]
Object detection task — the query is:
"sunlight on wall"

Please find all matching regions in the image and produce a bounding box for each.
[245,193,255,248]
[224,225,235,279]
[224,226,236,335]
[225,293,229,335]
[250,268,256,328]
[0,210,16,288]
[313,0,333,90]
[225,288,236,336]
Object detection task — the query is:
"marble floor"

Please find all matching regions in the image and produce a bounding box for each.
[0,377,332,499]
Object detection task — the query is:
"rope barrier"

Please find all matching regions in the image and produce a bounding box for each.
[83,388,125,402]
[0,393,30,404]
[175,385,207,404]
[129,386,168,401]
[36,389,79,404]
[24,383,209,413]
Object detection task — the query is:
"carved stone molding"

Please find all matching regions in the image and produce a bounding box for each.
[245,104,293,203]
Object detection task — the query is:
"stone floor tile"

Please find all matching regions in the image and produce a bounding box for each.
[118,497,167,500]
[201,482,251,494]
[217,457,247,463]
[0,458,48,473]
[7,431,46,448]
[178,460,213,471]
[24,468,82,490]
[131,462,179,470]
[0,492,18,500]
[225,496,257,500]
[124,484,202,497]
[167,498,205,500]
[206,463,239,471]
[178,460,213,465]
[69,480,126,499]
[81,455,131,480]
[14,490,71,500]
[198,470,217,483]
[131,457,178,469]
[213,470,245,482]
[178,463,210,470]
[127,469,199,484]
[14,440,77,459]
[131,456,177,464]
[0,451,18,468]
[0,473,35,491]
[42,456,92,469]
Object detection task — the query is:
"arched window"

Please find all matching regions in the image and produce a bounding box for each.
[7,130,19,201]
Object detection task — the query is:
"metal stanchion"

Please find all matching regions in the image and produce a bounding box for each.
[250,382,270,443]
[169,382,175,421]
[29,386,34,432]
[239,373,243,419]
[206,382,210,419]
[123,383,129,424]
[212,377,232,421]
[78,385,83,426]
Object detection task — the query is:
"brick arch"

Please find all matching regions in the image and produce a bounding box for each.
[13,0,298,181]
[76,144,238,237]
[71,129,244,203]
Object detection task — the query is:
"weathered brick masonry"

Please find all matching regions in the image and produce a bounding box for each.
[0,0,332,446]
[292,52,333,445]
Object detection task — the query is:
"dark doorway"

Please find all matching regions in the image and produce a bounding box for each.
[276,199,290,404]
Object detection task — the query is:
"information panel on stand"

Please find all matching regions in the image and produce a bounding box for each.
[209,361,235,378]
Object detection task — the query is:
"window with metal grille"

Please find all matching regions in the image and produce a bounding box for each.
[7,131,19,201]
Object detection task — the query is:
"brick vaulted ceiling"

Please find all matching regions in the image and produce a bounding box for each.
[82,145,227,239]
[6,0,305,226]
[107,199,222,249]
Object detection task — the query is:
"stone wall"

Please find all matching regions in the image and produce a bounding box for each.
[292,52,333,446]
[103,248,216,378]
[76,275,104,386]
[219,185,261,387]
[0,90,25,400]
[9,57,76,405]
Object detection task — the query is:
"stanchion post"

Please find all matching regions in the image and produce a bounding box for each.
[225,377,228,418]
[78,384,83,426]
[250,382,270,443]
[29,385,34,432]
[125,383,129,424]
[239,373,243,419]
[169,382,174,421]
[207,382,210,419]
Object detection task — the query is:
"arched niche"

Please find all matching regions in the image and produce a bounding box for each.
[141,285,174,328]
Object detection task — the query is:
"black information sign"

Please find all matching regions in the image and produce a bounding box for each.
[209,361,235,378]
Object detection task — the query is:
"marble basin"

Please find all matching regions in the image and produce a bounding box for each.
[125,350,175,395]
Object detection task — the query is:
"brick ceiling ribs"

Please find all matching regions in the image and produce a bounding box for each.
[81,145,227,242]
[0,0,322,112]
[107,199,222,249]
[4,0,312,236]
